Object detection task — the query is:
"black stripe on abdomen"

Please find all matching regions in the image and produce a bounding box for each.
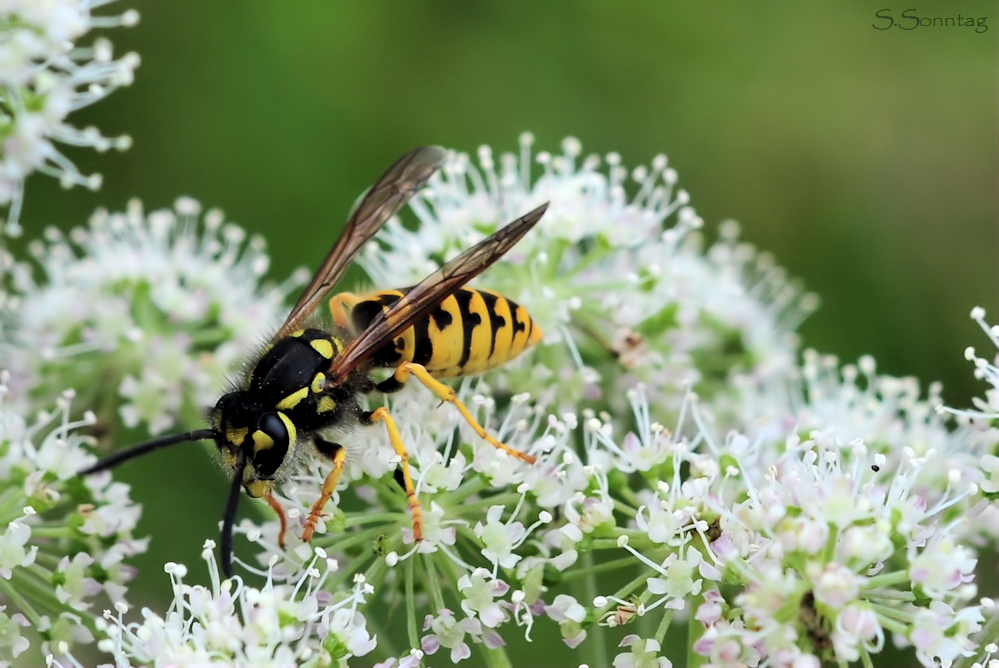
[453,289,481,369]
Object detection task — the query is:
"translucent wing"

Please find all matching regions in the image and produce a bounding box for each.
[327,203,549,385]
[271,146,448,342]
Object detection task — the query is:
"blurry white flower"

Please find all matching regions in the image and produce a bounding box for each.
[0,376,145,663]
[1,198,305,437]
[0,0,140,234]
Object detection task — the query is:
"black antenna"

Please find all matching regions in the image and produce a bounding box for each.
[78,429,217,475]
[220,448,246,579]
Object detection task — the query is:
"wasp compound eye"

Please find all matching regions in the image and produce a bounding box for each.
[249,412,290,479]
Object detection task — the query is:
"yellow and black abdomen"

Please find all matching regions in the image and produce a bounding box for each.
[330,287,542,378]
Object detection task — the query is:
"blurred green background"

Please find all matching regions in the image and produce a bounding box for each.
[17,1,996,663]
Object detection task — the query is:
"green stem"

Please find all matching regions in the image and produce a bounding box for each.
[422,553,447,611]
[480,642,513,668]
[317,525,390,557]
[863,570,911,588]
[405,557,419,651]
[20,526,74,539]
[0,578,42,625]
[560,555,638,582]
[344,512,407,527]
[448,493,521,516]
[654,608,674,645]
[438,476,489,506]
[580,551,609,668]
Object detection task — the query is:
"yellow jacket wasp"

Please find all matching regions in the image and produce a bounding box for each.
[80,147,548,577]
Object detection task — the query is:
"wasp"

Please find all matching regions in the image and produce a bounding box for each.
[80,147,548,577]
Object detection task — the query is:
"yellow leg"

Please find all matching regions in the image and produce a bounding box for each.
[367,406,424,542]
[395,362,536,464]
[328,293,361,331]
[301,443,347,543]
[265,490,288,549]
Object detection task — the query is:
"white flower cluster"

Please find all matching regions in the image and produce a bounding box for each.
[0,373,145,663]
[362,135,817,426]
[5,136,996,667]
[0,197,305,437]
[234,138,990,667]
[0,0,139,234]
[93,543,376,666]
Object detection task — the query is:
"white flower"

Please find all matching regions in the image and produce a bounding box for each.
[421,608,492,663]
[457,568,509,628]
[97,544,376,666]
[0,0,140,234]
[613,635,673,668]
[0,606,30,659]
[0,381,144,662]
[2,199,304,435]
[474,505,526,572]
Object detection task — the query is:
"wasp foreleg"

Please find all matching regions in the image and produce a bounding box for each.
[301,437,347,543]
[265,490,289,549]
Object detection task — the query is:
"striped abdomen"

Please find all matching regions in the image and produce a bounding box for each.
[329,287,542,378]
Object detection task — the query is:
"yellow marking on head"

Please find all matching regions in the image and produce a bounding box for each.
[226,427,248,448]
[244,479,272,498]
[311,372,326,394]
[310,338,335,359]
[332,337,344,355]
[251,429,274,452]
[277,411,297,444]
[291,329,305,338]
[317,396,337,413]
[276,386,309,411]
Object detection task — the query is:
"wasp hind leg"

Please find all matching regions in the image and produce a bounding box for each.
[380,362,536,464]
[301,437,347,543]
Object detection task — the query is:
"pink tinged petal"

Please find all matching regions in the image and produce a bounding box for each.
[711,535,738,560]
[692,635,715,655]
[697,559,722,580]
[450,643,471,663]
[695,600,722,626]
[619,633,641,648]
[482,630,505,649]
[479,605,506,628]
[421,634,440,655]
[564,630,586,649]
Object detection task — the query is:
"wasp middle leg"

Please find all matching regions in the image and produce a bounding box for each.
[301,437,347,543]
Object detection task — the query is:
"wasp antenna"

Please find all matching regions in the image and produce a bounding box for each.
[78,428,217,476]
[220,448,247,579]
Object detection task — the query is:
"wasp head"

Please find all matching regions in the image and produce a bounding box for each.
[212,390,298,498]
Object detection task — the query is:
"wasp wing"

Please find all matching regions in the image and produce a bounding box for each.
[271,146,448,342]
[327,202,549,385]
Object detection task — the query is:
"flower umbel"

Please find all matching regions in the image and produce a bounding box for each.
[0,0,140,234]
[6,137,995,667]
[0,373,146,663]
[95,543,376,666]
[1,198,305,438]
